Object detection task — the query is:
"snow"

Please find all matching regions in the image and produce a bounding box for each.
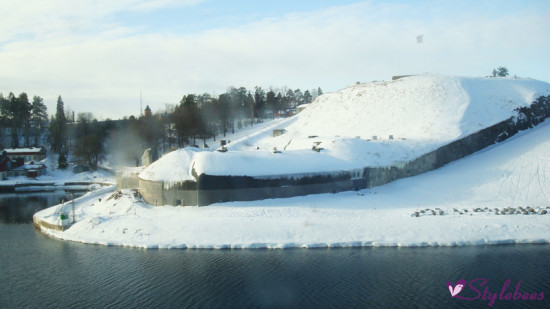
[3,147,45,154]
[34,119,550,249]
[1,166,114,187]
[139,75,550,181]
[140,148,203,182]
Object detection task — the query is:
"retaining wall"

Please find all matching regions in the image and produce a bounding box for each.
[116,169,142,190]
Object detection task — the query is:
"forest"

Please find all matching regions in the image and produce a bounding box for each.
[0,85,322,170]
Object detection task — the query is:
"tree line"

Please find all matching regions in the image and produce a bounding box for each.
[1,85,322,170]
[0,92,48,148]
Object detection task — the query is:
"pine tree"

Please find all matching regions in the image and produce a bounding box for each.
[31,96,48,146]
[49,95,68,168]
[496,66,509,77]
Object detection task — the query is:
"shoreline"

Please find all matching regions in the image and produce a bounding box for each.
[33,188,550,250]
[31,119,550,250]
[0,181,114,193]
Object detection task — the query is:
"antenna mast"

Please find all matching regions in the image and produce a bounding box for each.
[140,91,143,116]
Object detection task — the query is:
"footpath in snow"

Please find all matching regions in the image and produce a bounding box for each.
[34,120,550,249]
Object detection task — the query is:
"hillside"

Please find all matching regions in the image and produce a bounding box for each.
[253,75,550,165]
[142,75,550,180]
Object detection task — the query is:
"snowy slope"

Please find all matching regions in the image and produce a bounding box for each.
[283,76,548,141]
[258,75,550,164]
[141,75,550,180]
[34,119,550,248]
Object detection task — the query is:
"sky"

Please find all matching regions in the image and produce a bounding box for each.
[1,0,549,120]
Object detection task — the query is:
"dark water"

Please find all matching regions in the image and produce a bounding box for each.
[1,193,549,308]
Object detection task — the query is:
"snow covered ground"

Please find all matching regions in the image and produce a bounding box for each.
[1,162,115,192]
[34,119,550,249]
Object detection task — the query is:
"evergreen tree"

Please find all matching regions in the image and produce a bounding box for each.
[18,93,32,147]
[303,90,313,104]
[218,93,232,136]
[57,152,68,169]
[293,89,303,108]
[496,66,509,77]
[49,95,68,168]
[31,96,48,146]
[0,93,7,147]
[266,90,277,119]
[7,93,19,148]
[246,92,255,126]
[253,86,265,120]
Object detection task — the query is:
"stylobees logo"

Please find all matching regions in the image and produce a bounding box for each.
[447,279,544,307]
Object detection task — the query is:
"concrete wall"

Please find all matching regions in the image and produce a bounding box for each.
[139,178,165,206]
[139,178,198,206]
[116,170,141,190]
[196,172,354,205]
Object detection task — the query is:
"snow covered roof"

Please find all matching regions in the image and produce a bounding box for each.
[4,147,46,154]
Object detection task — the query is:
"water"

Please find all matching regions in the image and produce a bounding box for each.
[1,193,549,308]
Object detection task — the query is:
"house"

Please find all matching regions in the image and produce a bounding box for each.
[3,146,47,162]
[7,162,47,178]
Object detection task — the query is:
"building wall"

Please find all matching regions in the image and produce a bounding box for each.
[138,178,165,206]
[116,171,141,190]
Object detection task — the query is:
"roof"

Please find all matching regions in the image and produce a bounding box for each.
[11,163,47,171]
[3,147,46,155]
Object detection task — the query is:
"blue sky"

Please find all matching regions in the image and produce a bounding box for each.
[1,0,549,119]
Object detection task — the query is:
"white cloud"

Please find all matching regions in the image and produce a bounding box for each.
[0,0,203,44]
[1,1,549,119]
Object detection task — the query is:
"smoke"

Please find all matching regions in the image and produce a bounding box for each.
[105,124,145,167]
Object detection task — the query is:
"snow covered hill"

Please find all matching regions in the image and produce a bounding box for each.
[254,75,550,165]
[143,75,550,181]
